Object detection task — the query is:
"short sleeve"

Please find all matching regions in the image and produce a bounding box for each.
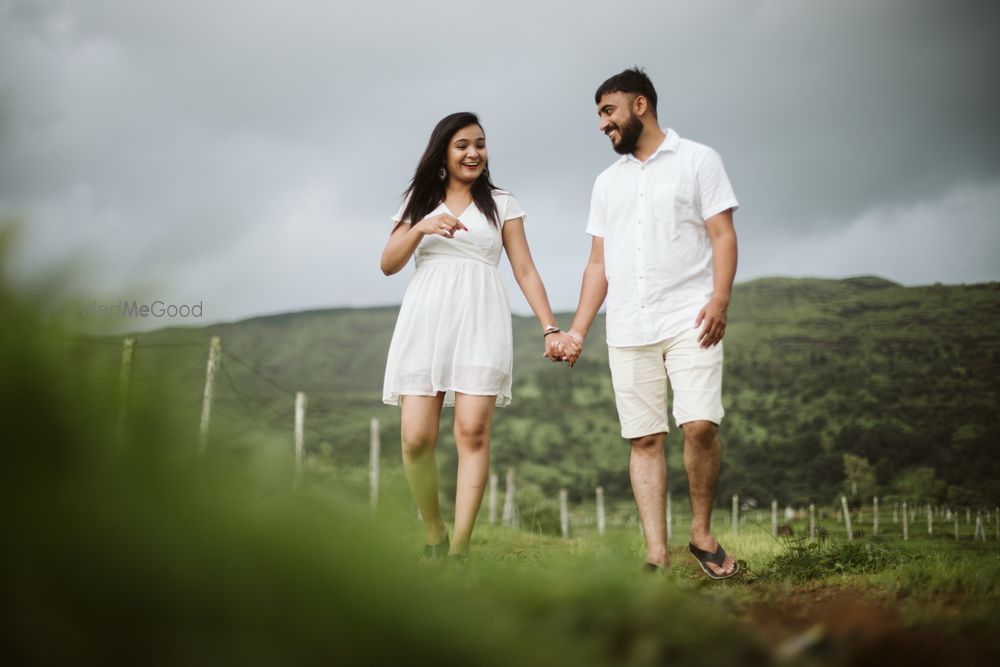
[584,174,608,238]
[695,148,739,221]
[391,197,410,225]
[501,193,525,223]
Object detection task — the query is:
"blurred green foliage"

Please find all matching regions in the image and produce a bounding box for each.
[62,266,1000,513]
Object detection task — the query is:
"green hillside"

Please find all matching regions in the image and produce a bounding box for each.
[76,277,1000,511]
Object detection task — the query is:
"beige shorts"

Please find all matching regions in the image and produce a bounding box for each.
[607,328,724,439]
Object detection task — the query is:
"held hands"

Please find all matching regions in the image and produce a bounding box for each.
[544,330,584,367]
[695,296,729,348]
[415,213,468,239]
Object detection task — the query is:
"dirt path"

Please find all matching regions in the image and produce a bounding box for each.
[741,586,1000,666]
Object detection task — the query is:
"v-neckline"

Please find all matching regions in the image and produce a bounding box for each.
[442,201,473,219]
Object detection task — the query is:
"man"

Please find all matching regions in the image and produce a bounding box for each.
[562,67,739,578]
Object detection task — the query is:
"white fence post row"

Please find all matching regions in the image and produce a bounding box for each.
[293,392,306,489]
[809,504,816,540]
[974,511,985,542]
[369,417,380,510]
[771,500,778,536]
[596,486,606,536]
[903,501,909,541]
[927,505,933,536]
[732,495,739,534]
[841,496,853,541]
[198,336,222,454]
[116,336,136,441]
[873,496,879,537]
[502,466,517,528]
[488,472,498,524]
[559,489,569,539]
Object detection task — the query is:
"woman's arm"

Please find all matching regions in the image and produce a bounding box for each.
[380,213,466,275]
[501,218,581,359]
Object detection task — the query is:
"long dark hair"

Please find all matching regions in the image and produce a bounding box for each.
[400,112,501,228]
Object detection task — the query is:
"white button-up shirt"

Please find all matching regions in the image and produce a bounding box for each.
[586,128,738,347]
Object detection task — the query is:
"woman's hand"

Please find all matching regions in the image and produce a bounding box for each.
[414,213,468,239]
[544,332,582,366]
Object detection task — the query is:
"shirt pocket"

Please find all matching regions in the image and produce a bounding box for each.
[653,182,703,258]
[653,182,696,222]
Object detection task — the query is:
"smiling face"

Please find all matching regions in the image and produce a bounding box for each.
[597,92,643,155]
[445,124,487,184]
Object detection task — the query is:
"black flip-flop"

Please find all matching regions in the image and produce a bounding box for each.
[688,542,740,580]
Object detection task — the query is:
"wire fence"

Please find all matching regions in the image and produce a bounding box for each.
[70,331,1000,544]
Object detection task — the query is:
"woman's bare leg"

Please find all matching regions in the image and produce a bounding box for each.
[400,394,447,544]
[451,393,495,556]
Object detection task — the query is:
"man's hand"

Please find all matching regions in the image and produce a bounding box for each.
[544,332,581,365]
[561,330,585,367]
[694,296,728,348]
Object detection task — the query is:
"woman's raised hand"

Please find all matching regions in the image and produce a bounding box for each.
[415,213,468,239]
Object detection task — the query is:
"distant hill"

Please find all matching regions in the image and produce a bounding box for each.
[78,277,1000,508]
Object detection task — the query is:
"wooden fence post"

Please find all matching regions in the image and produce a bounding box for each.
[559,489,569,539]
[927,505,933,536]
[502,466,517,528]
[293,392,306,488]
[198,336,222,454]
[893,503,898,524]
[732,495,739,534]
[954,513,960,540]
[903,501,909,541]
[666,491,672,541]
[974,511,985,542]
[116,336,136,441]
[771,500,778,536]
[809,503,816,540]
[873,496,879,537]
[841,496,853,541]
[369,417,380,510]
[488,472,498,524]
[596,486,606,536]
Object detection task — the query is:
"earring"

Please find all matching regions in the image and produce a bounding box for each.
[438,166,447,181]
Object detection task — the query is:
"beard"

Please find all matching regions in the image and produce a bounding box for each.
[608,111,642,155]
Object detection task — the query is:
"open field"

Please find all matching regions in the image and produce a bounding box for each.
[3,239,999,665]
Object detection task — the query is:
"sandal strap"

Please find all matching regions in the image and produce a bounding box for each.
[688,542,727,567]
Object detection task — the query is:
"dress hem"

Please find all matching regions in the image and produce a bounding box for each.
[383,387,511,408]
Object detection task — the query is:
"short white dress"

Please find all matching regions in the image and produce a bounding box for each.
[382,191,525,408]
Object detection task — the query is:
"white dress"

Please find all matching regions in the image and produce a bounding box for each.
[382,191,525,408]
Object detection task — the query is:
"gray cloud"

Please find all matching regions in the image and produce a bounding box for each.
[1,0,998,332]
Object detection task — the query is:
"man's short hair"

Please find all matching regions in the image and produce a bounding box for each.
[594,67,658,117]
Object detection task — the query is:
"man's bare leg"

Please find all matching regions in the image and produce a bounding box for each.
[630,432,669,568]
[683,420,736,576]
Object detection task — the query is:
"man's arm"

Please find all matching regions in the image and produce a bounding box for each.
[695,208,737,348]
[565,236,608,366]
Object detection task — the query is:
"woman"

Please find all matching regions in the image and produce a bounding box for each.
[380,112,578,561]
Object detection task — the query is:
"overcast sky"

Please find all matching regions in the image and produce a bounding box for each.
[2,0,999,333]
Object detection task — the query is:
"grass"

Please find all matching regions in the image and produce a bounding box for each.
[3,236,999,666]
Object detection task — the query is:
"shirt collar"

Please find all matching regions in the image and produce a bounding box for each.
[620,127,679,164]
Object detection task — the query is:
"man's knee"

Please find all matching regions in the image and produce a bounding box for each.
[681,420,718,448]
[630,433,664,452]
